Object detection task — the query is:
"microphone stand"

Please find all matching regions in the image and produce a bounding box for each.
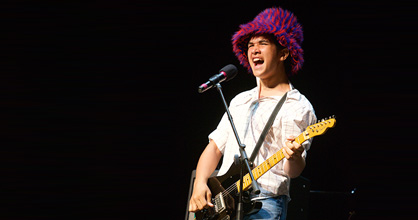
[214,83,260,220]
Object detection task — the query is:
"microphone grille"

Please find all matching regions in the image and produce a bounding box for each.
[220,64,238,82]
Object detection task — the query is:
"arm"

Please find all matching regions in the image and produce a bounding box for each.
[282,100,316,178]
[282,136,306,178]
[189,140,223,212]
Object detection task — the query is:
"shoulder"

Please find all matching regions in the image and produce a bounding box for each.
[282,89,317,128]
[286,89,315,115]
[229,87,257,107]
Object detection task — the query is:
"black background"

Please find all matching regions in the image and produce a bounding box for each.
[2,0,417,219]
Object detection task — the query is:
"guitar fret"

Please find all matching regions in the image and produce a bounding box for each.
[296,134,304,145]
[238,150,286,191]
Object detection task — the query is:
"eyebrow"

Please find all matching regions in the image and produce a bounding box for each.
[248,39,271,45]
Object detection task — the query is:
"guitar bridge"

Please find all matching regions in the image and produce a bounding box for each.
[214,192,226,213]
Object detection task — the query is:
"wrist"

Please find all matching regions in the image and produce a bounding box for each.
[194,178,208,186]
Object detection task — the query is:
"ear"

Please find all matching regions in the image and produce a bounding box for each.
[279,48,290,61]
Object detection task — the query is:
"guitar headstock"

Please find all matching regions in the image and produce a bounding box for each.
[304,116,336,139]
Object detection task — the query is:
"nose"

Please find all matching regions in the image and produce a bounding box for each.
[250,44,260,55]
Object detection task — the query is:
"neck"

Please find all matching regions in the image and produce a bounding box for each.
[258,73,290,98]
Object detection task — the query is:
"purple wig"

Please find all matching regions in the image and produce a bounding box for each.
[232,7,304,76]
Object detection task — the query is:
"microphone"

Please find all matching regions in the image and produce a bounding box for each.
[198,64,238,93]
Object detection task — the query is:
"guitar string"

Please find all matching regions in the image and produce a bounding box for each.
[220,154,280,199]
[220,171,255,199]
[220,120,323,198]
[223,181,237,196]
[210,119,331,214]
[218,119,330,200]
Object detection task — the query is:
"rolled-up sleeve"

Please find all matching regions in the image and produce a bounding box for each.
[208,113,229,154]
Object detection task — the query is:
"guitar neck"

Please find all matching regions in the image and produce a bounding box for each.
[234,116,336,192]
[237,133,307,191]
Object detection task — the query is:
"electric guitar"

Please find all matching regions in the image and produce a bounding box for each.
[195,116,336,220]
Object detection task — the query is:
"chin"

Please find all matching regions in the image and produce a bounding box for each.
[251,70,265,77]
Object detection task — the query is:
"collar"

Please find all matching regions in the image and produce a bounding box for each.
[231,78,300,107]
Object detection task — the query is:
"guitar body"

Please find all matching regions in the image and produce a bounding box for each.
[195,163,262,220]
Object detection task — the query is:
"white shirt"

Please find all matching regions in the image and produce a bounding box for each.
[209,80,316,198]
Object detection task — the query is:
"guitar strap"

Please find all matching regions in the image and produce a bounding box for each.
[249,92,288,163]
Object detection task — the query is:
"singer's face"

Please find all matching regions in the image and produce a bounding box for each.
[247,34,282,79]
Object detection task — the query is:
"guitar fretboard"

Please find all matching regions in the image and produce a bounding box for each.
[236,133,307,191]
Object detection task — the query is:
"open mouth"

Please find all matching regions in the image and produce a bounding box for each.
[252,58,264,66]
